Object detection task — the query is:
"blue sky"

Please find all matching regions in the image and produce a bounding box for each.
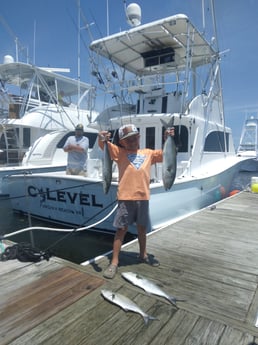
[1,0,258,146]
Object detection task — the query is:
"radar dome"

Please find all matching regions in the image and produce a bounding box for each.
[3,55,14,64]
[126,3,141,27]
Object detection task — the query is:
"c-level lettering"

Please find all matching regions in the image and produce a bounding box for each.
[27,186,103,208]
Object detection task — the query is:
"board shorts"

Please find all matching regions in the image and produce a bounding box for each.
[113,200,149,229]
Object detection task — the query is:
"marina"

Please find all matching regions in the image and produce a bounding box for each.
[1,1,258,344]
[2,3,252,235]
[1,190,258,344]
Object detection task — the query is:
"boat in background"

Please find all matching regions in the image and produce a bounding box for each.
[4,2,251,235]
[237,115,258,172]
[0,55,97,166]
[0,127,98,195]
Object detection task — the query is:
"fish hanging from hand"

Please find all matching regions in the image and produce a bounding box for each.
[102,141,113,194]
[160,117,177,190]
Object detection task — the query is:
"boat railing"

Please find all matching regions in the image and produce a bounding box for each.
[2,94,45,119]
[0,147,26,166]
[238,144,257,151]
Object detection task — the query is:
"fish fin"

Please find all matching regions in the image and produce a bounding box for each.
[143,315,159,325]
[168,296,178,307]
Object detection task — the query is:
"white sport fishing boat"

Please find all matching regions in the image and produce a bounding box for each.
[4,2,250,234]
[0,56,97,193]
[237,115,258,172]
[0,56,97,164]
[0,128,98,195]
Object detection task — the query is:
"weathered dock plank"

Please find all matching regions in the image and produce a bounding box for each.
[0,261,104,345]
[1,191,258,345]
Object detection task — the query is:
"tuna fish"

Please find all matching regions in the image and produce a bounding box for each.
[102,141,113,194]
[101,289,158,325]
[160,117,177,190]
[121,272,184,307]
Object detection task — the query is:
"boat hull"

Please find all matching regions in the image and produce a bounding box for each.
[6,162,241,235]
[238,157,258,172]
[0,165,65,195]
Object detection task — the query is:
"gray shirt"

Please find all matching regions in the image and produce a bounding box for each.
[63,135,89,170]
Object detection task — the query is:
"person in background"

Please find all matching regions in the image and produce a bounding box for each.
[98,124,175,279]
[63,124,89,176]
[58,90,69,106]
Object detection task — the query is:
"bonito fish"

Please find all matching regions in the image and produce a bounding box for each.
[102,141,113,194]
[160,117,177,190]
[122,272,182,307]
[101,289,158,325]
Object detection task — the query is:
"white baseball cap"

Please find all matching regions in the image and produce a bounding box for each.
[118,124,139,140]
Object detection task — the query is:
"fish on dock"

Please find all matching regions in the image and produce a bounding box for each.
[101,289,158,325]
[102,141,113,194]
[160,117,177,190]
[121,272,183,307]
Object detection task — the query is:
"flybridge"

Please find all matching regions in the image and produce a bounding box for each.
[90,14,215,75]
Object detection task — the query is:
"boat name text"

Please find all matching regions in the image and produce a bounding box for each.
[27,186,103,208]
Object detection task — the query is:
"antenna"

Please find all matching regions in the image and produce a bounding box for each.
[0,14,29,63]
[125,3,141,27]
[107,0,109,35]
[33,21,36,64]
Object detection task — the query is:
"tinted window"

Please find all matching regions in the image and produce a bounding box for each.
[162,125,188,152]
[204,131,229,152]
[146,127,155,149]
[57,131,98,149]
[23,128,31,147]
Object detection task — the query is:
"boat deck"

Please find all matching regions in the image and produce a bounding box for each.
[1,191,258,345]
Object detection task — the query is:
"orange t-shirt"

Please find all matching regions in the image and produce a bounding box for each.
[100,141,162,200]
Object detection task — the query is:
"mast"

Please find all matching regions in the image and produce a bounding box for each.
[77,0,81,114]
[210,0,227,153]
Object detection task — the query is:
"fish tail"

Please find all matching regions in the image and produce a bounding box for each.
[168,296,186,307]
[168,296,178,307]
[160,116,174,129]
[143,314,159,325]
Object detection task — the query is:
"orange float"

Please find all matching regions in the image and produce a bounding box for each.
[229,189,240,197]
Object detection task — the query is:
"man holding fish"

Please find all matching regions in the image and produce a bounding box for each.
[98,123,175,279]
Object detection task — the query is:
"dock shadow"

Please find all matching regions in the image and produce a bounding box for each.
[89,250,159,273]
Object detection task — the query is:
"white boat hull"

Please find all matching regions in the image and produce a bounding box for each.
[6,160,242,235]
[238,157,258,172]
[0,164,65,195]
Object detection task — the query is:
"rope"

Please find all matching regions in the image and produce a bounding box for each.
[1,202,118,240]
[0,242,51,263]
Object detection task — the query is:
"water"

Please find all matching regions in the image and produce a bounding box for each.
[0,171,255,264]
[0,196,135,264]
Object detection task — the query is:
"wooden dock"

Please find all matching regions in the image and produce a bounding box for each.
[1,191,258,345]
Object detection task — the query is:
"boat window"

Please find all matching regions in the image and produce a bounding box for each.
[57,132,98,149]
[142,48,175,68]
[146,127,155,149]
[162,125,188,153]
[23,128,31,147]
[204,131,229,152]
